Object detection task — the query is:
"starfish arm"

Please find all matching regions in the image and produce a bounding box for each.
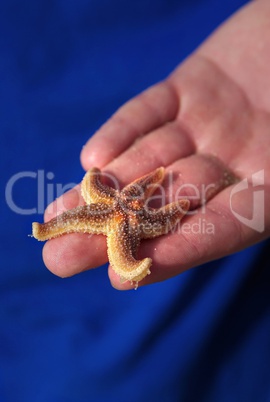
[32,204,113,241]
[81,167,116,205]
[107,216,152,283]
[121,167,165,200]
[139,199,190,239]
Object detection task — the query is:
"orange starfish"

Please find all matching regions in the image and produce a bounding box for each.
[32,167,189,285]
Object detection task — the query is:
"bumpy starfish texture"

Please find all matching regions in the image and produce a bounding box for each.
[33,167,189,285]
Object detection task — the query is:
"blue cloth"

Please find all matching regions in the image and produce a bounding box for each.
[1,1,270,401]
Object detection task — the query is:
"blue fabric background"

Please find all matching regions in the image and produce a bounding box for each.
[1,1,270,401]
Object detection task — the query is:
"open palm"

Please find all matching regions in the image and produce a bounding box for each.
[42,0,270,289]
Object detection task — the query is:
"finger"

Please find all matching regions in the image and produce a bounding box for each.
[108,152,237,209]
[80,81,179,170]
[109,178,269,290]
[163,154,237,209]
[42,185,108,277]
[43,233,107,278]
[44,184,83,221]
[102,120,195,185]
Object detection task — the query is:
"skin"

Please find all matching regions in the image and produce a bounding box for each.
[43,0,270,289]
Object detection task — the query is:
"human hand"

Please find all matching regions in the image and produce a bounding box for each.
[42,0,270,289]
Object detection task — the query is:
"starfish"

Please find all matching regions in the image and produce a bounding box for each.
[32,167,189,285]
